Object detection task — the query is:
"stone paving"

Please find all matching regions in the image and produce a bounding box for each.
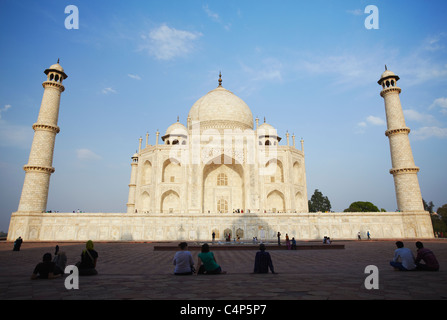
[0,239,446,302]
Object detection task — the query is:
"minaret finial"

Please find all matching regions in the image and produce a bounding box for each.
[385,64,387,71]
[57,58,60,64]
[177,115,179,122]
[218,72,222,87]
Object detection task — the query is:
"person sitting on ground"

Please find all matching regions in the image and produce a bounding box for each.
[77,240,98,276]
[173,242,195,275]
[197,243,226,275]
[390,241,416,271]
[253,243,276,274]
[31,253,62,280]
[415,241,439,271]
[53,250,67,275]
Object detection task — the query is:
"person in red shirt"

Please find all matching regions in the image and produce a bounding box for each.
[415,241,439,271]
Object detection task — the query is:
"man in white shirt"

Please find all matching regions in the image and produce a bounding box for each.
[390,241,416,271]
[173,242,195,275]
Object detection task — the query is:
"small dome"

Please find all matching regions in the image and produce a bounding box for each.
[165,122,187,136]
[378,68,399,84]
[49,63,64,73]
[257,122,279,138]
[258,122,276,132]
[44,61,68,79]
[380,70,395,79]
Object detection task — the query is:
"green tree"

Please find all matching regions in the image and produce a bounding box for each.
[308,189,331,212]
[431,214,447,234]
[423,199,435,213]
[437,204,447,226]
[344,201,380,212]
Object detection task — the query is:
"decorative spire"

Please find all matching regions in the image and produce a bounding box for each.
[177,115,179,122]
[57,58,60,64]
[218,72,222,87]
[385,64,387,71]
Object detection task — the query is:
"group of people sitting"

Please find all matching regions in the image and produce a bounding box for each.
[29,239,439,279]
[173,242,276,275]
[30,240,99,280]
[390,241,439,271]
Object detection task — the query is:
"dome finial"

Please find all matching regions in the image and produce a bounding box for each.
[218,71,222,87]
[385,64,387,71]
[57,58,60,64]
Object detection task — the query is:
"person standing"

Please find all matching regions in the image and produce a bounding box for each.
[285,234,291,250]
[13,237,23,251]
[277,232,281,246]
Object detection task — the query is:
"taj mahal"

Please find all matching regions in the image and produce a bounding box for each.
[7,62,434,242]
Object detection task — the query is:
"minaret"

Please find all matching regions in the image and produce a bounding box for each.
[126,152,139,213]
[378,67,424,212]
[17,61,67,213]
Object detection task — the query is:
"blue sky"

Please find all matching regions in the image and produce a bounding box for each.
[1,0,446,232]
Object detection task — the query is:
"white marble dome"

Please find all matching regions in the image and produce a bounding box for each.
[188,85,254,130]
[165,121,187,136]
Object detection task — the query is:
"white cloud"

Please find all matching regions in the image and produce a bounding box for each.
[102,87,117,94]
[429,97,447,114]
[127,74,141,80]
[203,4,220,22]
[423,33,446,52]
[412,126,447,140]
[403,109,438,125]
[0,104,11,119]
[366,115,386,126]
[140,24,202,60]
[357,121,367,128]
[202,5,232,30]
[346,9,363,16]
[355,115,385,134]
[0,120,32,148]
[76,148,102,161]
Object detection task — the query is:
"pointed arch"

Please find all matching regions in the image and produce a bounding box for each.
[160,190,180,213]
[266,190,285,213]
[202,154,245,213]
[141,191,150,212]
[143,160,152,185]
[162,158,182,183]
[265,158,284,183]
[293,161,301,185]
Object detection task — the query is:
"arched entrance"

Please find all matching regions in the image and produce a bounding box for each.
[202,154,245,213]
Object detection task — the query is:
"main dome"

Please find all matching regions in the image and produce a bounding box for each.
[188,85,254,130]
